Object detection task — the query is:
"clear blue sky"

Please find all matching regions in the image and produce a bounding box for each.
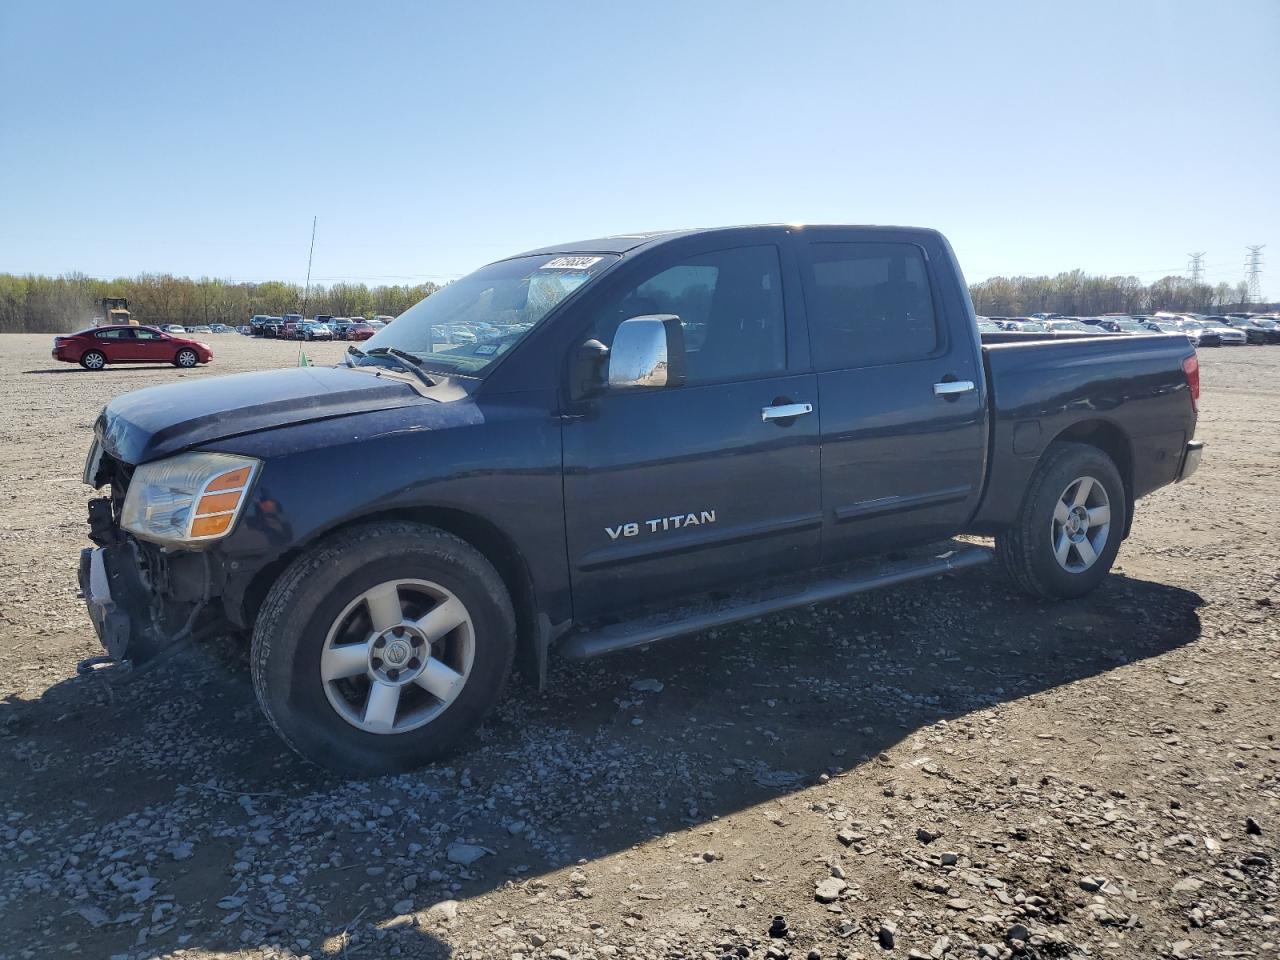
[2,0,1277,291]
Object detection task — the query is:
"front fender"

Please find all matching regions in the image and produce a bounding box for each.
[198,391,570,629]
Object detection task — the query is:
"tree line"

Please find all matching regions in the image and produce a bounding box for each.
[0,273,440,334]
[0,268,1273,335]
[969,270,1271,317]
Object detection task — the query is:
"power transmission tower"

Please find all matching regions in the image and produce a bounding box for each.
[1244,245,1265,305]
[1187,252,1205,284]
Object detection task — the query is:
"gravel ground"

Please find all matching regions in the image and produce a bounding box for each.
[0,333,1276,960]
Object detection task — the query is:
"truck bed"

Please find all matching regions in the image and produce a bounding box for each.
[970,332,1198,531]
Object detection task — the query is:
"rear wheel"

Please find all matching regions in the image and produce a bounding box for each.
[80,350,106,370]
[251,522,516,776]
[174,349,198,367]
[996,442,1127,600]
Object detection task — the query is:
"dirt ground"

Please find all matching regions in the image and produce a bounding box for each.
[0,332,1275,960]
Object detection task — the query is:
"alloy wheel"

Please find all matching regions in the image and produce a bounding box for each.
[319,579,474,735]
[1050,476,1111,573]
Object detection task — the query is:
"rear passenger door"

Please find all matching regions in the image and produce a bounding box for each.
[93,327,134,360]
[798,232,987,560]
[130,327,170,361]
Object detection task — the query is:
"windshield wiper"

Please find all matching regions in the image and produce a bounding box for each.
[345,344,365,365]
[363,346,436,386]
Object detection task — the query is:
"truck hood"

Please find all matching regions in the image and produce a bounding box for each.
[96,366,446,464]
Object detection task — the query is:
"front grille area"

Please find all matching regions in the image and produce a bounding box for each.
[95,450,134,527]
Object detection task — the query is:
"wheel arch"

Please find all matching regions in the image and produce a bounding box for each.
[233,504,543,681]
[1044,419,1135,538]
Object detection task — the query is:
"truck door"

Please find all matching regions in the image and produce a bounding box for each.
[797,232,987,560]
[562,240,821,621]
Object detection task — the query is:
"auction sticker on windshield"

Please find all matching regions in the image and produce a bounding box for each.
[541,256,602,270]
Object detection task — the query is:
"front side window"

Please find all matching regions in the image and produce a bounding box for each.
[590,245,785,384]
[805,242,940,369]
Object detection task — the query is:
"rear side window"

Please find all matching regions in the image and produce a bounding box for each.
[94,328,131,340]
[592,245,785,384]
[804,242,940,369]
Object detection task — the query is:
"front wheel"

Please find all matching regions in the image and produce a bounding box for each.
[996,442,1127,600]
[251,522,516,776]
[174,349,199,367]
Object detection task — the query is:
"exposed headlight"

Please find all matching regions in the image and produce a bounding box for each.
[121,452,260,546]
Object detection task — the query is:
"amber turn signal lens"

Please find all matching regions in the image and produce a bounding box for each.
[196,491,242,514]
[207,466,252,492]
[190,514,234,538]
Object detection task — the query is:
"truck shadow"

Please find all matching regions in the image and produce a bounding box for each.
[0,565,1203,958]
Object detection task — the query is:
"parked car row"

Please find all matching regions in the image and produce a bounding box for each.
[148,323,239,336]
[978,312,1280,348]
[247,314,390,340]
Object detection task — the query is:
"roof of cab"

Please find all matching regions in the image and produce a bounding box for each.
[507,230,700,259]
[505,224,942,261]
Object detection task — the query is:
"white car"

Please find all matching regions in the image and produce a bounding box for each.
[1172,321,1213,348]
[302,322,334,341]
[1151,321,1198,346]
[163,324,186,334]
[1044,319,1106,334]
[1204,322,1247,346]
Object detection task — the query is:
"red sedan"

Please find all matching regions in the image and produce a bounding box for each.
[52,325,214,370]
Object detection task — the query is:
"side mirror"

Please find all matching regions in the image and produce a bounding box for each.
[607,315,686,389]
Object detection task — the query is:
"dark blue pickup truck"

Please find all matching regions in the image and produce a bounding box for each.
[79,225,1203,774]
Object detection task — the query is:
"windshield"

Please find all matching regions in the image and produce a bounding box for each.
[355,253,617,376]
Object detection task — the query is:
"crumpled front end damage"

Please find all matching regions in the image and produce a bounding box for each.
[79,454,217,668]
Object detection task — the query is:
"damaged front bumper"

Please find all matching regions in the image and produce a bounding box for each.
[78,542,164,664]
[79,546,132,662]
[78,535,211,667]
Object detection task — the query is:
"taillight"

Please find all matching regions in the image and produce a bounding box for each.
[1182,354,1199,413]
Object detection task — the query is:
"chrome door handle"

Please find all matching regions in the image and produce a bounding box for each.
[933,380,976,396]
[761,402,814,421]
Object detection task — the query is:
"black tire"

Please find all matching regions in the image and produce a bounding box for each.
[251,521,516,776]
[80,350,106,370]
[995,441,1127,600]
[174,348,199,368]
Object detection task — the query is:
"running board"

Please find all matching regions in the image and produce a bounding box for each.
[558,544,992,660]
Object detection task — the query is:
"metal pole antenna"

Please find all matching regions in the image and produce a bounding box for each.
[302,216,317,316]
